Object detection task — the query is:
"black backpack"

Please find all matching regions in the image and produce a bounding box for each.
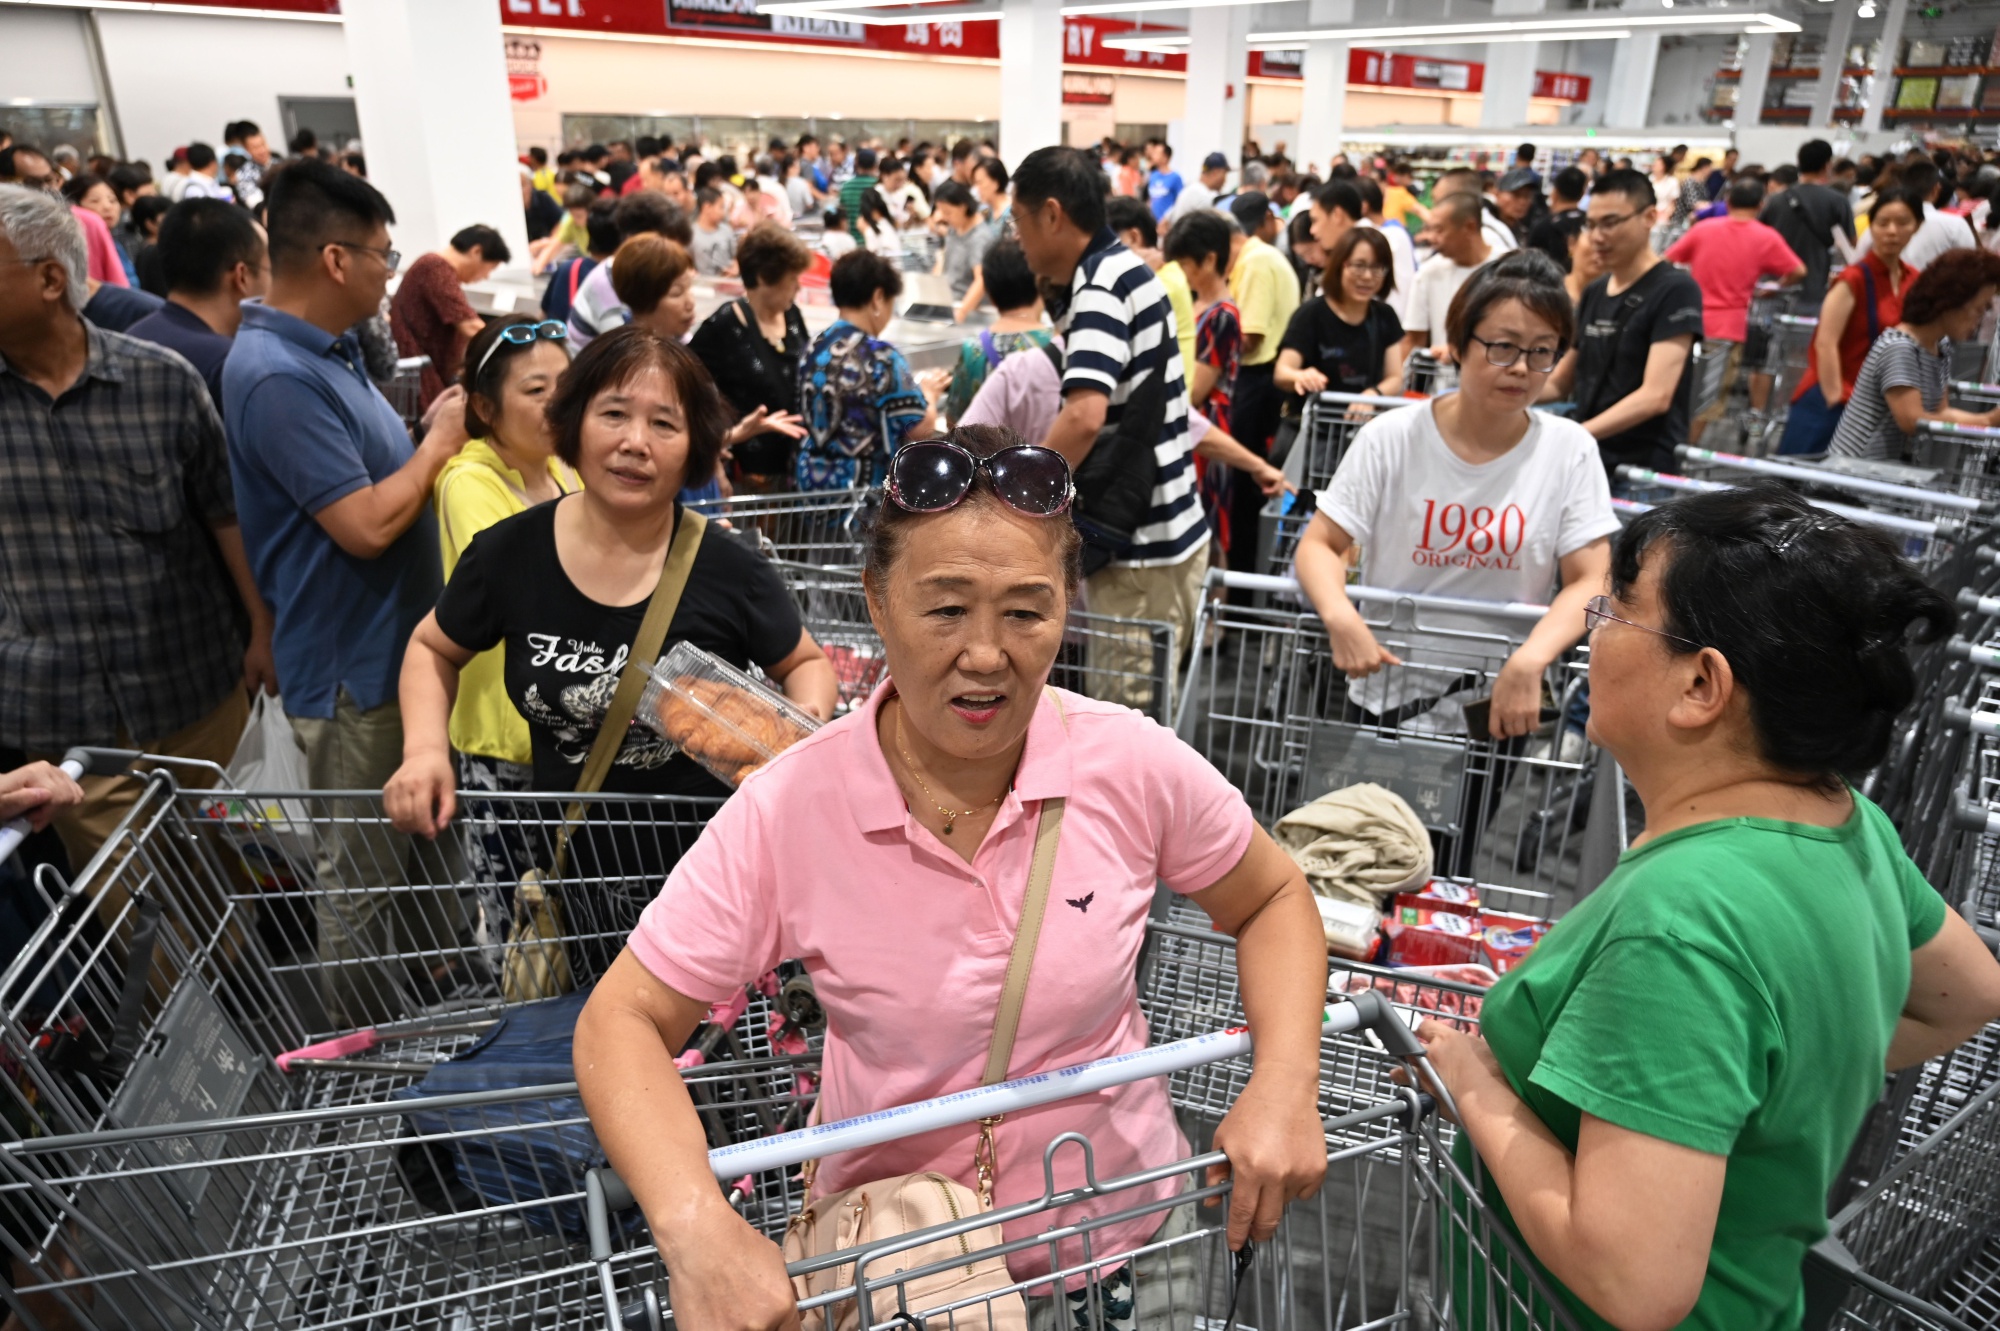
[1040,341,1167,576]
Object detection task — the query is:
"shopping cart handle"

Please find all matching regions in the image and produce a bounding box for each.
[1958,588,2000,618]
[0,752,96,866]
[1953,798,2000,835]
[1945,637,2000,669]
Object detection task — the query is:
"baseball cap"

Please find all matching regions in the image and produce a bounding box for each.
[1202,152,1230,171]
[1498,168,1540,193]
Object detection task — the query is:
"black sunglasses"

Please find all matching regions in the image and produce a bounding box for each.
[885,440,1074,518]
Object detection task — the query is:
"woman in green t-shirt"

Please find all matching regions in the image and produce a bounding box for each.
[1414,483,2000,1331]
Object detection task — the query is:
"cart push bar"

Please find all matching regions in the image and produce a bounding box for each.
[0,748,94,866]
[1673,446,1995,516]
[1615,467,1974,542]
[1201,567,1550,624]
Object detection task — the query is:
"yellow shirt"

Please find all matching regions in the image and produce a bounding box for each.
[436,440,581,765]
[1229,236,1302,368]
[1154,259,1198,395]
[1383,184,1421,228]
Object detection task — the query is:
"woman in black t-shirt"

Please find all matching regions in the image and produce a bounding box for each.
[385,327,839,959]
[1274,226,1406,408]
[689,221,815,493]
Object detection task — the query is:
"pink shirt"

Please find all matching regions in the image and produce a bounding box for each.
[1664,215,1801,344]
[71,206,129,288]
[629,682,1255,1283]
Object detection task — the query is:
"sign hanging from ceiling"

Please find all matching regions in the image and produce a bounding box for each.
[1062,72,1116,104]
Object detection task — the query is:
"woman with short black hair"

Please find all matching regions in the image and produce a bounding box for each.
[1829,247,2000,459]
[941,239,1050,424]
[796,249,939,491]
[689,221,814,492]
[1419,482,2000,1331]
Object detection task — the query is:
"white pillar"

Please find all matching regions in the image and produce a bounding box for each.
[1297,0,1352,175]
[1181,5,1251,168]
[1734,32,1774,131]
[1001,0,1063,167]
[1603,33,1661,129]
[1859,0,1907,134]
[341,0,529,274]
[1480,0,1542,130]
[1810,0,1858,128]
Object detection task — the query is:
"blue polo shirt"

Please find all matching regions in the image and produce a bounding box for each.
[221,302,441,719]
[126,301,232,411]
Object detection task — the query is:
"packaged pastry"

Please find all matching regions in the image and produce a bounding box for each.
[638,641,822,788]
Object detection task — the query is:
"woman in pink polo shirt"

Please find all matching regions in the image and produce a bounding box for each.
[575,425,1330,1328]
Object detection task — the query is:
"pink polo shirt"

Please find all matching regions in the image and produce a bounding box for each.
[629,682,1255,1284]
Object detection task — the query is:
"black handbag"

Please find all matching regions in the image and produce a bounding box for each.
[1046,342,1169,577]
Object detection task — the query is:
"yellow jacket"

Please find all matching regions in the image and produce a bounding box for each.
[436,439,581,765]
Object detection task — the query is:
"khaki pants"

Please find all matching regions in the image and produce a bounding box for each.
[290,692,465,1028]
[1083,542,1210,714]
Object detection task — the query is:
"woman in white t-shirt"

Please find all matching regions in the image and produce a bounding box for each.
[1294,250,1618,742]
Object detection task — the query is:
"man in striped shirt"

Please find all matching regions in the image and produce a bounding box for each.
[1013,146,1209,713]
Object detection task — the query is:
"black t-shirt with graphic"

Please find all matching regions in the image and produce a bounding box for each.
[1571,263,1705,475]
[434,501,804,799]
[1277,298,1404,416]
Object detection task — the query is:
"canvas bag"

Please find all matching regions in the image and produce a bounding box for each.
[780,794,1067,1331]
[500,510,708,1002]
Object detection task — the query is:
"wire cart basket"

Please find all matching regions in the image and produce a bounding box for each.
[385,356,431,428]
[687,487,873,570]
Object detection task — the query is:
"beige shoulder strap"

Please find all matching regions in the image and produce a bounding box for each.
[981,793,1065,1085]
[551,508,708,873]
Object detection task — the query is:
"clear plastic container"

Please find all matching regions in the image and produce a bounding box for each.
[638,641,822,788]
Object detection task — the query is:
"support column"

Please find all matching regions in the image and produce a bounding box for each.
[1734,32,1774,131]
[1810,0,1858,128]
[1000,0,1063,167]
[1480,0,1543,129]
[1603,0,1661,129]
[1180,5,1251,167]
[1859,0,1907,133]
[1297,0,1351,175]
[344,0,532,267]
[341,0,529,272]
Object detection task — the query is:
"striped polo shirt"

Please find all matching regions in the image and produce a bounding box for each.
[1059,228,1207,568]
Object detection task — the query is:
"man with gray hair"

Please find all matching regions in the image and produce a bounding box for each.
[0,185,274,882]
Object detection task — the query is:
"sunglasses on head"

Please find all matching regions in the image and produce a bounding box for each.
[473,319,568,382]
[885,440,1075,518]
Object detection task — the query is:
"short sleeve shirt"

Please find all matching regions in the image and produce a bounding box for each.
[1571,263,1705,473]
[1227,237,1303,367]
[388,253,476,412]
[1473,796,1946,1330]
[223,302,442,719]
[1278,298,1404,400]
[1759,183,1854,304]
[796,320,927,492]
[432,502,802,796]
[1829,329,1951,462]
[1664,217,1805,343]
[1194,300,1243,433]
[627,683,1255,1284]
[1404,253,1479,343]
[941,221,997,300]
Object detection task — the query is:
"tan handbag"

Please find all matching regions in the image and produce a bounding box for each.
[499,511,708,1003]
[780,794,1066,1331]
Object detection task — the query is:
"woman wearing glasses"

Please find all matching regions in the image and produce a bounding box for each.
[385,326,837,926]
[574,426,1330,1329]
[1273,226,1407,402]
[426,316,580,919]
[1294,251,1616,746]
[1416,484,2000,1331]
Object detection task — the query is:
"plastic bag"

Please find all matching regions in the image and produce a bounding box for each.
[197,692,316,887]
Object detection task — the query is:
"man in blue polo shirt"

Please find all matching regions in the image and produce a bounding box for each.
[223,159,470,1025]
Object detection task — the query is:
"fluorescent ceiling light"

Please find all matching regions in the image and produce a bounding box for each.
[760,0,1003,20]
[1245,13,1796,42]
[1367,29,1634,47]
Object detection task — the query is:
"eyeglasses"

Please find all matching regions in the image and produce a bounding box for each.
[473,319,568,382]
[1581,211,1641,234]
[326,239,402,274]
[1342,262,1388,276]
[1584,595,1702,649]
[1467,334,1561,373]
[886,440,1074,518]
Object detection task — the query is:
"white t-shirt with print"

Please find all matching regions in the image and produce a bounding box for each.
[1317,398,1619,714]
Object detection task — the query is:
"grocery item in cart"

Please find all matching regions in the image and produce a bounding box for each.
[639,641,822,787]
[1383,895,1549,973]
[1313,894,1383,960]
[1331,963,1495,1030]
[1274,782,1434,906]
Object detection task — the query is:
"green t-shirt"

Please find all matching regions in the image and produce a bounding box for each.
[1465,794,1946,1331]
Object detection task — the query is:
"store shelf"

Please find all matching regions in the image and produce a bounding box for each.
[1713,66,1872,80]
[1893,65,2000,77]
[1884,107,2000,121]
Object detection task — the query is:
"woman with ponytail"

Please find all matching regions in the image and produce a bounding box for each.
[1416,482,2000,1331]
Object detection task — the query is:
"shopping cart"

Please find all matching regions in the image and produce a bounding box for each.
[1176,571,1616,904]
[777,562,1180,722]
[1751,312,1819,441]
[1403,349,1456,398]
[385,356,430,427]
[1915,421,2000,505]
[687,486,871,569]
[1673,446,1998,528]
[1283,392,1421,494]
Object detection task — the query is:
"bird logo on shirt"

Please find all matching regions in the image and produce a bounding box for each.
[1066,892,1095,914]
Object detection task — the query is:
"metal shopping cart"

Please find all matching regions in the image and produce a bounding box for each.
[1176,571,1620,905]
[1749,312,1819,444]
[1673,446,2000,529]
[1916,421,2000,505]
[385,356,430,428]
[1403,350,1457,399]
[777,562,1180,722]
[687,486,872,569]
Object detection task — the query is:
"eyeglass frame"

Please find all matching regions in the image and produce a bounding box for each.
[1466,333,1563,373]
[1581,210,1643,234]
[1584,594,1703,650]
[472,319,568,383]
[325,239,402,274]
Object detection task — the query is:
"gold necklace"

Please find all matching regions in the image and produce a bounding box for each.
[894,699,1005,836]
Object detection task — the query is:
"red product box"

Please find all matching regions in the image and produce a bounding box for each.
[1407,880,1482,913]
[1382,900,1485,968]
[1479,910,1550,974]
